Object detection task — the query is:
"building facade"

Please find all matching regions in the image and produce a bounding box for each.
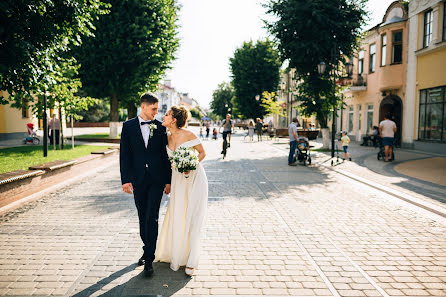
[343,1,409,145]
[405,0,446,153]
[0,91,38,140]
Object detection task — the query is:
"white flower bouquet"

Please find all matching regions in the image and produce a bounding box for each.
[170,147,199,177]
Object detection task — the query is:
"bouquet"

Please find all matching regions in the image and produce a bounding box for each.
[169,147,199,178]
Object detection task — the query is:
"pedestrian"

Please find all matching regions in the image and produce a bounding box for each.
[255,118,263,141]
[212,128,217,140]
[205,121,210,139]
[248,120,255,142]
[379,114,397,162]
[341,131,352,161]
[288,118,299,166]
[48,114,61,146]
[199,127,204,139]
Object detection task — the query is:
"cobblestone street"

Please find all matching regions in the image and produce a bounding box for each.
[1,135,446,297]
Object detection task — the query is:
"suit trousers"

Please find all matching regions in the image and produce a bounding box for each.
[133,174,164,263]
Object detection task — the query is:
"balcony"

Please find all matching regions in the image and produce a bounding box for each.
[350,74,367,91]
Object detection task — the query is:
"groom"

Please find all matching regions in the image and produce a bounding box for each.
[120,92,171,277]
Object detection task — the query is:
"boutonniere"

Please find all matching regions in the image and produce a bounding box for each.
[149,123,157,137]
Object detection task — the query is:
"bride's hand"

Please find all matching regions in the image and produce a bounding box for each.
[184,170,191,175]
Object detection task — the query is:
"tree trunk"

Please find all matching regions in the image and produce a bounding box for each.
[110,94,119,138]
[71,116,74,150]
[317,112,330,149]
[127,101,137,119]
[59,109,64,150]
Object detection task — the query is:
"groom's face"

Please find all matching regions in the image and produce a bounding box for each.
[141,102,159,120]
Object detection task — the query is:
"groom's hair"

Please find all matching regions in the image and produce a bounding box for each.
[140,92,159,105]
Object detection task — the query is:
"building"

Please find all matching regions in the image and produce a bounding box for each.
[343,1,409,145]
[154,80,181,117]
[0,91,38,140]
[405,0,446,153]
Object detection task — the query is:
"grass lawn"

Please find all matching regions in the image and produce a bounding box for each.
[0,145,107,174]
[75,133,120,139]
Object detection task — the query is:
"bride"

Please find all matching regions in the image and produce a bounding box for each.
[155,106,208,276]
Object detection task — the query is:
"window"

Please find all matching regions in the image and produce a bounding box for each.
[367,104,374,132]
[348,106,354,132]
[358,105,362,132]
[392,31,403,64]
[418,86,446,141]
[369,44,376,73]
[424,10,433,47]
[21,101,29,118]
[381,35,387,66]
[358,50,364,75]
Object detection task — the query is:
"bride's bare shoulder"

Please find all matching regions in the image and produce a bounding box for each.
[182,129,198,141]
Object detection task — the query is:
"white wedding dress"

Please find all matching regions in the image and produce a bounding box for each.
[154,138,208,271]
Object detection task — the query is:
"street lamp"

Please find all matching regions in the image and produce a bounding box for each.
[255,95,260,101]
[318,57,353,163]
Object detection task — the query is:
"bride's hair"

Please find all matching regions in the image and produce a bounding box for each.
[170,106,189,128]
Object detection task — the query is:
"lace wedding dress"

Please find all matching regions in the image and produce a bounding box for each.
[154,138,208,271]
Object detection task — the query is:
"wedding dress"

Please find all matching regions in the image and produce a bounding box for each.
[154,138,208,271]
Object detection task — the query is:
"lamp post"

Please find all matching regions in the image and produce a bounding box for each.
[43,93,48,157]
[318,56,353,162]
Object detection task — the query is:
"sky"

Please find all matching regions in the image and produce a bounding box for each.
[165,0,396,109]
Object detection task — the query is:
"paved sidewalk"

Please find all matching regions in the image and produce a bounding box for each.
[0,135,445,296]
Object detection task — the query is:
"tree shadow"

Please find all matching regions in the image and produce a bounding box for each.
[72,262,190,297]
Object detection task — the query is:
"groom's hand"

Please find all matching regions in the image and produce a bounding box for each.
[122,183,133,194]
[164,184,171,195]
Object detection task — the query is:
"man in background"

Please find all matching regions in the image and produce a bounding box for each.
[288,118,299,166]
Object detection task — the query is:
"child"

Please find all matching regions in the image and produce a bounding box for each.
[199,127,204,139]
[341,131,352,161]
[212,128,217,140]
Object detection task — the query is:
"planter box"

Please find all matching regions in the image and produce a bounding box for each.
[0,149,118,212]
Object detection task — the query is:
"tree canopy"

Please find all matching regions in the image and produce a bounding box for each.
[265,0,367,127]
[73,0,180,122]
[0,0,109,104]
[210,82,235,119]
[229,40,281,120]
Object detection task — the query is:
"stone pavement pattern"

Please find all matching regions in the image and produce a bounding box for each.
[0,135,446,296]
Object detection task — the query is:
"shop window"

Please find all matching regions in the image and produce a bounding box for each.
[418,87,445,141]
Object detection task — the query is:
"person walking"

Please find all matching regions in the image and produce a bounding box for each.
[48,114,61,146]
[248,120,255,142]
[205,121,210,139]
[119,92,172,277]
[255,118,263,142]
[341,131,352,161]
[379,114,397,162]
[288,118,299,166]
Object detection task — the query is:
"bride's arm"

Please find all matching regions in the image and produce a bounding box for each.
[194,144,206,163]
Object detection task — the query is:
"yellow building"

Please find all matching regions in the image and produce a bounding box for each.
[343,1,408,145]
[405,0,446,153]
[0,91,38,141]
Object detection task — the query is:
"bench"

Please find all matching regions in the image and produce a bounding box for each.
[29,160,77,171]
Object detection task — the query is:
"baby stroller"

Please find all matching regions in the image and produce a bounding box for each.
[24,123,40,145]
[377,137,394,161]
[295,137,312,166]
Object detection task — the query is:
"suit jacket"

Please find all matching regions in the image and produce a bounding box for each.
[120,118,171,186]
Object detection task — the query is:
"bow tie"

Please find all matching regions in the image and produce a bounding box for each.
[140,121,154,125]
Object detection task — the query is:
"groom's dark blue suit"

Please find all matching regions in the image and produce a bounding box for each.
[120,117,171,263]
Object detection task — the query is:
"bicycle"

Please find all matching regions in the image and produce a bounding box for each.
[221,137,228,159]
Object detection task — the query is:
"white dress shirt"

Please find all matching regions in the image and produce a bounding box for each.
[138,116,152,148]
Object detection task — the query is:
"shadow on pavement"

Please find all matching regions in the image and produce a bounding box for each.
[72,262,190,297]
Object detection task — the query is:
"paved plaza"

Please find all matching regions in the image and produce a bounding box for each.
[1,135,446,297]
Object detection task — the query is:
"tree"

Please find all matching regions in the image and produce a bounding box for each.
[260,91,286,118]
[265,0,367,128]
[45,59,98,149]
[190,108,204,119]
[74,0,180,137]
[0,0,109,104]
[210,82,235,119]
[229,40,281,120]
